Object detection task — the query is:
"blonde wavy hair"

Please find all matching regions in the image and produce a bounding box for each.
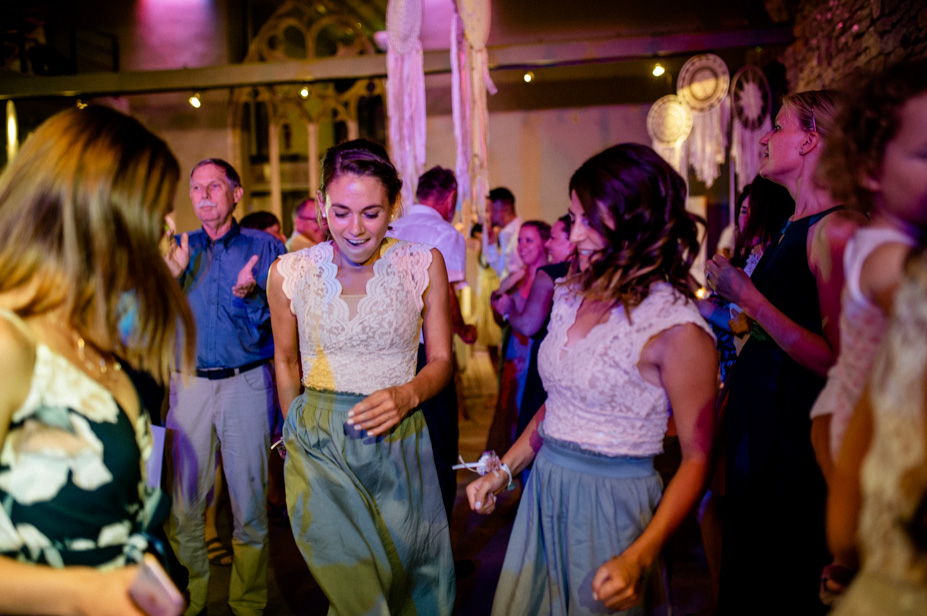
[568,143,701,311]
[0,105,195,381]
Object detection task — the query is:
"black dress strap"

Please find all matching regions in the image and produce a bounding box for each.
[806,205,844,227]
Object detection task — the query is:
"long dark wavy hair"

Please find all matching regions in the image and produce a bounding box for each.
[731,176,794,268]
[568,143,701,310]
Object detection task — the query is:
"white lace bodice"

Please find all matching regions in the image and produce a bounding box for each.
[856,252,927,587]
[276,238,433,396]
[538,283,713,456]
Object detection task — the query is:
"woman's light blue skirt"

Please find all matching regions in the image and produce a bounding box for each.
[492,432,668,615]
[284,389,455,616]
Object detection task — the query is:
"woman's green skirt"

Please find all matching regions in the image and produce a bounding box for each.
[284,389,455,616]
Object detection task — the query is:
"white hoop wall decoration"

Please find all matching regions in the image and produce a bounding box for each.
[647,94,693,176]
[730,65,772,191]
[678,54,730,188]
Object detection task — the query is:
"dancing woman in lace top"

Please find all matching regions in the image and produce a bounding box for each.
[467,143,717,615]
[267,139,455,615]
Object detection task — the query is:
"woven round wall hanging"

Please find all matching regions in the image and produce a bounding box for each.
[647,94,693,175]
[647,94,693,144]
[730,65,773,191]
[731,65,771,131]
[677,53,730,112]
[678,53,730,187]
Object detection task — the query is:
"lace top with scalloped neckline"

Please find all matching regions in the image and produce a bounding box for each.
[538,282,713,457]
[277,238,433,396]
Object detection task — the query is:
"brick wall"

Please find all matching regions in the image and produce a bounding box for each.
[782,0,927,91]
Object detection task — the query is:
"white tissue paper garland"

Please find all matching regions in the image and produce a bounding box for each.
[454,0,496,234]
[647,94,693,178]
[386,0,426,215]
[730,65,772,192]
[451,14,471,219]
[677,54,730,188]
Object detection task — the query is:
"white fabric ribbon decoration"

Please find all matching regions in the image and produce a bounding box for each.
[386,0,426,215]
[454,0,496,234]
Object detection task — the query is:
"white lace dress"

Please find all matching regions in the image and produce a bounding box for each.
[833,250,927,616]
[491,283,712,616]
[276,238,455,616]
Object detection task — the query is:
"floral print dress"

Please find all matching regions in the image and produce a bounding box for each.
[0,314,162,570]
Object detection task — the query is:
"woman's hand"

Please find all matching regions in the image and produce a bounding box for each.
[75,566,147,616]
[465,470,510,514]
[705,255,757,309]
[491,292,515,319]
[162,232,190,278]
[591,553,645,611]
[348,385,417,436]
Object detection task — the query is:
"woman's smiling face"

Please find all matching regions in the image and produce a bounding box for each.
[517,224,548,269]
[545,220,574,263]
[568,191,608,272]
[321,173,392,267]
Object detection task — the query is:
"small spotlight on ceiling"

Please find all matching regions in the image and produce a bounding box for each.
[523,71,535,83]
[652,63,666,77]
[189,93,201,109]
[300,86,310,99]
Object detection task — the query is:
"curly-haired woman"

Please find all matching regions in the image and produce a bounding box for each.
[468,143,717,614]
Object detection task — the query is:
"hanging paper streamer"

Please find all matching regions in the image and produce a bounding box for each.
[677,54,730,188]
[454,0,497,236]
[647,94,693,178]
[730,65,772,192]
[451,14,471,219]
[386,0,426,214]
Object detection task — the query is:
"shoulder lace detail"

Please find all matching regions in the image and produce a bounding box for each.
[276,243,338,315]
[288,239,432,395]
[538,283,711,456]
[857,254,927,585]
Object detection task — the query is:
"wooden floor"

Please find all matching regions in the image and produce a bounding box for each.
[205,348,713,615]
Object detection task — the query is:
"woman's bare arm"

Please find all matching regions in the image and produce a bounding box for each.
[504,269,557,337]
[267,261,302,418]
[592,323,717,610]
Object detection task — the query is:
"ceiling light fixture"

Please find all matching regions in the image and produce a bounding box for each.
[189,93,201,109]
[523,71,535,83]
[652,64,666,77]
[300,86,310,99]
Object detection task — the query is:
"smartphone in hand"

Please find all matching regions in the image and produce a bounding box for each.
[128,554,185,616]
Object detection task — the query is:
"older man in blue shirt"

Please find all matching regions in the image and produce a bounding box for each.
[164,158,285,616]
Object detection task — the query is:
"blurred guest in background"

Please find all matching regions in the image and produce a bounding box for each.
[0,105,195,615]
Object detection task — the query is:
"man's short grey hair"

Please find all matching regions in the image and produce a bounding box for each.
[190,158,242,190]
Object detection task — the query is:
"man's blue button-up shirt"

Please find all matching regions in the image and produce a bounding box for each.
[177,221,287,370]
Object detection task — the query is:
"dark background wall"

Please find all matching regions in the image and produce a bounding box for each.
[782,0,927,90]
